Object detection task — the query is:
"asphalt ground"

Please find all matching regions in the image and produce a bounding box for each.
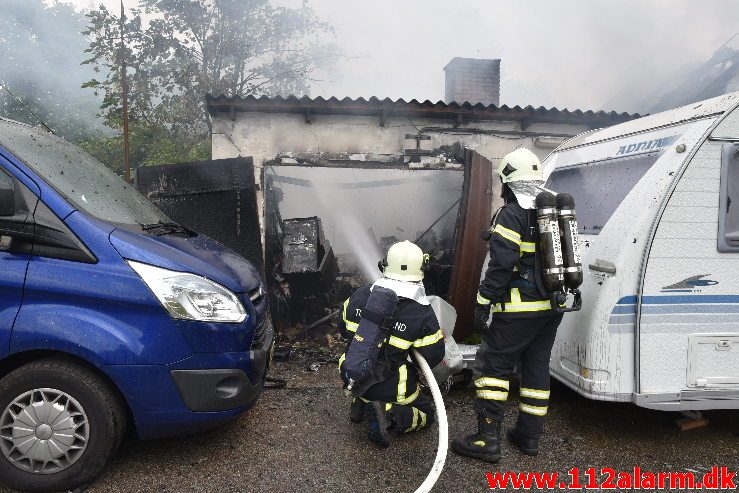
[5,354,739,493]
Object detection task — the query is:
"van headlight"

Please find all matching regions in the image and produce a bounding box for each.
[128,261,247,323]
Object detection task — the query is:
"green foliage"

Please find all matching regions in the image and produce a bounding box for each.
[0,0,333,174]
[79,123,211,176]
[82,0,334,137]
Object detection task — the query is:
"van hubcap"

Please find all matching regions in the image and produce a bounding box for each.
[0,388,89,474]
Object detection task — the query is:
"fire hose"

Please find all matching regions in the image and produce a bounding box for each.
[411,348,448,493]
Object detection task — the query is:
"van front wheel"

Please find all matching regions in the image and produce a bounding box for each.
[0,358,126,493]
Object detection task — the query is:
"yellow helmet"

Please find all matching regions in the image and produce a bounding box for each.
[496,148,543,184]
[379,241,426,282]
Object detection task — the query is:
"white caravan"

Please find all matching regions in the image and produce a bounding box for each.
[541,92,739,411]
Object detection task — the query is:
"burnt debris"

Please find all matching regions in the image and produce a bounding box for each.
[272,217,342,330]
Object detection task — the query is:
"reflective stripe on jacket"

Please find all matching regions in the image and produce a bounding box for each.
[477,201,554,318]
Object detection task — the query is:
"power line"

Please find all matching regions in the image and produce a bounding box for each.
[0,81,55,134]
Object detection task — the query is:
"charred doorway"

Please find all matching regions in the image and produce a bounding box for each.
[263,151,492,339]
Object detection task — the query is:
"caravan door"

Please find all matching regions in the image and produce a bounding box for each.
[638,106,739,410]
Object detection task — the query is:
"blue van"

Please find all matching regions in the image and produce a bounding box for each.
[0,119,272,492]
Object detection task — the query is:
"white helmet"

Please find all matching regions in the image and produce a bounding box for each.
[379,241,426,282]
[496,148,543,184]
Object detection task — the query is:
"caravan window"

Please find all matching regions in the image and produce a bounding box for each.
[546,152,659,234]
[718,143,739,252]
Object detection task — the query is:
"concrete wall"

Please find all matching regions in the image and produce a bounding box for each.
[211,110,590,238]
[212,111,586,168]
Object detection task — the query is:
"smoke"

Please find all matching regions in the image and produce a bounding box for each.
[612,35,739,113]
[0,0,104,140]
[279,0,739,114]
[47,0,739,121]
[308,178,383,282]
[323,204,383,283]
[268,166,464,282]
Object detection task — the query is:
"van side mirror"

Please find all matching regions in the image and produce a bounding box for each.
[0,181,15,217]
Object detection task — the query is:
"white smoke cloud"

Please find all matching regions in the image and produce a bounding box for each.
[68,0,739,113]
[294,0,739,113]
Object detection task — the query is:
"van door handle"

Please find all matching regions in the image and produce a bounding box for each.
[588,259,616,274]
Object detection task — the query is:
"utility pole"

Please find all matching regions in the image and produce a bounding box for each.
[120,0,131,183]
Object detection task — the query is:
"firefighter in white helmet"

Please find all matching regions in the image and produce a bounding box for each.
[452,148,565,462]
[338,241,445,447]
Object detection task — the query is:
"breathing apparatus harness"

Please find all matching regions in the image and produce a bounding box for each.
[344,253,431,396]
[342,285,399,396]
[534,191,583,312]
[482,187,583,313]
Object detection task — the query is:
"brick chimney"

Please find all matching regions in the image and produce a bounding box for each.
[444,57,501,106]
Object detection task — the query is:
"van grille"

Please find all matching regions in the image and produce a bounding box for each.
[251,317,269,349]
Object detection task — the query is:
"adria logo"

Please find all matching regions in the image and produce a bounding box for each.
[616,135,678,156]
[661,274,718,292]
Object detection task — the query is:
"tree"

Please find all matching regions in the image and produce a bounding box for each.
[82,0,334,140]
[0,0,104,141]
[79,122,210,176]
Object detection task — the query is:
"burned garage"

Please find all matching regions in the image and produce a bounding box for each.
[201,70,636,340]
[131,60,641,345]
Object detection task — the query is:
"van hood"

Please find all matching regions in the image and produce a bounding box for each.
[109,228,261,294]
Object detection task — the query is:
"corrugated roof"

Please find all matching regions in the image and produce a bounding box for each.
[206,94,640,128]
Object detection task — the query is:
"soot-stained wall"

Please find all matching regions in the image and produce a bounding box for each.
[136,157,264,274]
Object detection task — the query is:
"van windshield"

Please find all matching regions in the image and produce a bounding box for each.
[0,120,169,225]
[546,152,660,235]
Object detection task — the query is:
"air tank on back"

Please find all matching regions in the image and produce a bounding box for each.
[556,193,583,290]
[535,191,565,294]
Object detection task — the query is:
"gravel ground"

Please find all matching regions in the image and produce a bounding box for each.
[5,357,739,493]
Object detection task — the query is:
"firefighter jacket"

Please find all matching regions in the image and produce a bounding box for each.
[338,284,445,404]
[477,200,555,318]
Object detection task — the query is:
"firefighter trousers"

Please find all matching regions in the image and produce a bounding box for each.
[360,382,435,434]
[342,359,435,434]
[473,313,563,439]
[384,394,435,433]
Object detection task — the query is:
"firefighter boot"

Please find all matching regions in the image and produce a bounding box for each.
[451,415,502,463]
[349,398,366,424]
[507,428,539,456]
[365,402,391,447]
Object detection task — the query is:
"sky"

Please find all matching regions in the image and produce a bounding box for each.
[69,0,739,113]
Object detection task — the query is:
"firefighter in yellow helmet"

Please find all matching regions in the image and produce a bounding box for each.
[337,241,445,447]
[452,148,564,462]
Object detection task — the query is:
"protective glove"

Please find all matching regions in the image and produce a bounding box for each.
[474,303,491,334]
